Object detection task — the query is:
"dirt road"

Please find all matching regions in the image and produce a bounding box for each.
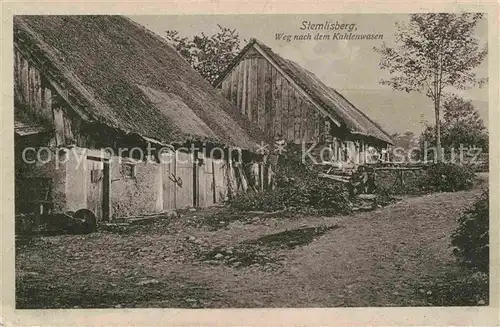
[16,188,483,308]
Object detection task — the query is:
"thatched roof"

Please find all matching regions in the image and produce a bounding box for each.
[215,39,394,145]
[14,16,267,150]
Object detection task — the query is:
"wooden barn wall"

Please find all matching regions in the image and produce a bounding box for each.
[14,48,54,126]
[219,47,328,144]
[13,48,93,149]
[14,48,128,153]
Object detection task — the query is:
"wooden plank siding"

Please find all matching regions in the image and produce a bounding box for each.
[250,57,258,123]
[218,45,326,144]
[14,48,88,148]
[265,61,273,135]
[275,72,283,137]
[281,78,289,140]
[14,49,53,124]
[242,59,248,116]
[257,58,266,131]
[237,61,244,111]
[231,65,238,106]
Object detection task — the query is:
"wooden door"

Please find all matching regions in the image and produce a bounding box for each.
[213,160,227,203]
[175,151,194,209]
[199,157,216,207]
[86,158,104,220]
[162,154,176,211]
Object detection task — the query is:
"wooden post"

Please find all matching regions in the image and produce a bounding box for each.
[102,160,111,221]
[399,169,404,189]
[258,163,264,191]
[212,160,216,203]
[193,151,199,208]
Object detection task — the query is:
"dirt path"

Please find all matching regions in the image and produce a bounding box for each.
[16,189,482,308]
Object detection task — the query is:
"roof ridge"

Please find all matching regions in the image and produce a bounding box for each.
[13,16,267,150]
[250,39,393,144]
[328,87,394,141]
[122,16,195,69]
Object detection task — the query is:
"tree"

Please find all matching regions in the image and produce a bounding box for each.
[391,131,418,149]
[165,25,241,84]
[419,94,488,157]
[374,13,487,161]
[441,95,488,151]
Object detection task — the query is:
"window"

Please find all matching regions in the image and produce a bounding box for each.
[90,169,104,183]
[120,163,136,178]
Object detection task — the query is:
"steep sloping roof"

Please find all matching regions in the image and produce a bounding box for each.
[215,39,394,145]
[14,16,267,150]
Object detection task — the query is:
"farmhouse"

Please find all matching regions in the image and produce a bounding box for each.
[14,16,267,223]
[214,39,394,164]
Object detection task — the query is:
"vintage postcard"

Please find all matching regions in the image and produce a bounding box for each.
[1,1,498,326]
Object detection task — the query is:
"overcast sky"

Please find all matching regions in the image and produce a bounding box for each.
[130,14,488,135]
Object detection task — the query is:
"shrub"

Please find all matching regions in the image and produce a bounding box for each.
[373,184,398,206]
[416,269,488,306]
[229,181,352,215]
[417,163,476,193]
[451,188,489,273]
[228,144,353,215]
[374,169,426,196]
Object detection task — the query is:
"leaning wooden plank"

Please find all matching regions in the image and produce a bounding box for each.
[317,173,351,183]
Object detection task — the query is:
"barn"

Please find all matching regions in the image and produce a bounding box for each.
[214,38,394,164]
[13,16,268,223]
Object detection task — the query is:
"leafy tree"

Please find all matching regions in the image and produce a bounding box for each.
[419,94,488,153]
[374,13,487,161]
[165,25,241,84]
[391,131,418,149]
[442,95,488,151]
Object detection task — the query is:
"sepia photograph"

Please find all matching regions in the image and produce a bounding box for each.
[10,12,491,312]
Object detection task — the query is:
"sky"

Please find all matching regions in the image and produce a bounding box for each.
[130,14,489,136]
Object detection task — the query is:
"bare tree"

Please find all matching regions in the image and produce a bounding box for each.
[374,13,487,161]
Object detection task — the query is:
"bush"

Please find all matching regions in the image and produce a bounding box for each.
[417,163,476,193]
[373,185,398,206]
[374,169,428,196]
[228,144,353,215]
[451,188,489,273]
[416,269,488,306]
[229,181,352,215]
